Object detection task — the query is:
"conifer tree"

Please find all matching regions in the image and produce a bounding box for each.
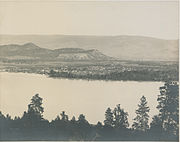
[157,81,179,136]
[28,93,44,119]
[113,104,129,129]
[104,107,113,127]
[132,96,150,132]
[60,111,69,121]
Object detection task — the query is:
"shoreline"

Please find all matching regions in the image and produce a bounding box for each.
[0,71,167,83]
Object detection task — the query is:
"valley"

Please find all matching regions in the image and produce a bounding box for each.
[0,40,178,82]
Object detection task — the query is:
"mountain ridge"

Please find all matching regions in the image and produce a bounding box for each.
[0,35,178,61]
[0,43,113,61]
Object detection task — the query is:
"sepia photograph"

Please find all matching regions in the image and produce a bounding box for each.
[0,0,179,141]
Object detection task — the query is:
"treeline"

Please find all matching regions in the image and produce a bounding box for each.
[0,81,178,140]
[48,69,178,81]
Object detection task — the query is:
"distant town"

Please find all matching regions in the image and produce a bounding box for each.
[0,59,178,81]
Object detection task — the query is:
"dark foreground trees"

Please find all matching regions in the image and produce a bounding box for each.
[132,96,150,132]
[0,82,178,141]
[149,81,179,140]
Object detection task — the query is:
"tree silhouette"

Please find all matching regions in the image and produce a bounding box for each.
[104,107,113,127]
[21,94,45,131]
[113,104,129,129]
[60,111,68,122]
[78,114,89,125]
[0,111,6,121]
[76,114,91,140]
[132,96,150,132]
[28,94,44,118]
[157,81,179,136]
[0,91,178,141]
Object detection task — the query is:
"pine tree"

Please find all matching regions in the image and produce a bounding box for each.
[104,107,113,127]
[132,96,150,132]
[78,114,88,124]
[0,111,5,120]
[21,94,44,129]
[60,111,69,122]
[28,93,44,119]
[157,81,179,136]
[113,104,129,129]
[77,114,90,140]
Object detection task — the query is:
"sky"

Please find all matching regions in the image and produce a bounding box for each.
[0,0,179,39]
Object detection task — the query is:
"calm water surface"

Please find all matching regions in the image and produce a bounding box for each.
[0,72,164,125]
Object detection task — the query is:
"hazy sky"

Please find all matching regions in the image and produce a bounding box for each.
[0,1,179,39]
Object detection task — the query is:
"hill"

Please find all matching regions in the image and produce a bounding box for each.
[0,43,113,61]
[0,35,178,61]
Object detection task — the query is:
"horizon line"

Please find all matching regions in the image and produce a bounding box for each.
[0,34,178,40]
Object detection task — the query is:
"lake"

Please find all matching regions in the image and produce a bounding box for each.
[0,72,164,126]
